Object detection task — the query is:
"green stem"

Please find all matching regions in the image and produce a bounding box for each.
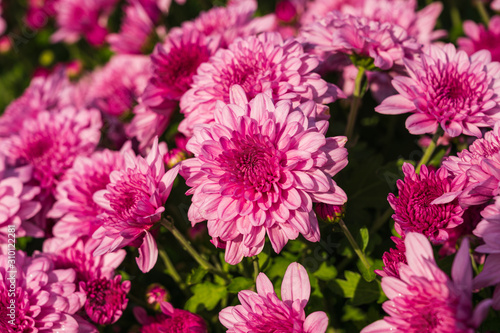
[158,248,187,292]
[345,67,367,143]
[416,128,443,173]
[369,206,393,235]
[338,219,371,272]
[160,217,230,282]
[470,253,479,276]
[475,0,490,25]
[252,256,260,281]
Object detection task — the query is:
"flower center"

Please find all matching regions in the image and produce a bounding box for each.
[106,173,152,220]
[83,277,127,325]
[0,289,30,333]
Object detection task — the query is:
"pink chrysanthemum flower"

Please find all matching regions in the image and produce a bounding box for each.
[362,233,492,333]
[443,122,500,206]
[300,0,361,25]
[0,157,42,251]
[48,145,131,239]
[25,0,57,30]
[135,301,207,333]
[51,0,118,45]
[219,262,329,332]
[142,28,220,113]
[180,86,348,264]
[376,44,500,137]
[299,10,421,71]
[92,138,180,273]
[86,55,150,116]
[179,32,344,137]
[492,0,500,10]
[0,250,85,332]
[388,163,466,243]
[43,236,130,326]
[375,236,407,278]
[3,107,102,193]
[459,16,500,62]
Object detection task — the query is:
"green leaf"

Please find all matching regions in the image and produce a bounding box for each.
[334,271,361,298]
[185,282,227,312]
[351,278,385,306]
[227,277,254,293]
[313,261,338,281]
[186,266,208,285]
[358,227,369,252]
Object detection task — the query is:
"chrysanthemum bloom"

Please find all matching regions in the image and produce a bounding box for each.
[0,157,42,251]
[51,0,118,45]
[299,10,421,72]
[135,301,207,333]
[126,102,172,152]
[458,16,500,62]
[92,138,180,272]
[362,233,492,333]
[376,44,500,137]
[43,236,130,325]
[375,236,407,278]
[180,86,348,264]
[48,145,131,239]
[25,0,57,30]
[142,28,220,113]
[179,32,344,137]
[86,55,150,116]
[443,122,500,206]
[219,262,329,332]
[0,250,85,332]
[2,107,102,193]
[107,0,160,55]
[388,163,466,244]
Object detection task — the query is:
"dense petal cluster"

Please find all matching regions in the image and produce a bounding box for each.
[388,163,465,243]
[181,86,347,264]
[362,233,492,333]
[219,262,329,333]
[459,16,500,62]
[92,139,179,272]
[0,251,85,332]
[375,236,407,278]
[376,44,500,137]
[180,32,343,136]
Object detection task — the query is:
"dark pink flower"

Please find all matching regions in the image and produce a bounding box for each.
[179,32,344,137]
[375,236,407,278]
[315,203,345,224]
[362,233,492,332]
[376,44,500,137]
[180,86,348,264]
[135,301,207,333]
[92,138,179,272]
[0,251,85,332]
[219,262,329,332]
[388,163,465,243]
[25,0,57,30]
[459,16,500,62]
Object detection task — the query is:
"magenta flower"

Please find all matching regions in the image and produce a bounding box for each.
[299,10,421,71]
[375,236,407,278]
[3,107,102,193]
[180,86,348,264]
[25,0,57,30]
[51,0,118,45]
[142,28,219,113]
[179,32,344,136]
[92,138,180,272]
[459,16,500,62]
[135,301,207,333]
[48,145,130,239]
[219,262,329,332]
[388,163,465,243]
[443,122,500,207]
[0,250,85,332]
[362,233,492,333]
[376,44,500,137]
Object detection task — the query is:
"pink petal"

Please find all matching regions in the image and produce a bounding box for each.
[281,262,310,308]
[136,231,158,273]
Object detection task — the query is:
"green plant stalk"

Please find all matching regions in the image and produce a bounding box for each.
[475,0,490,25]
[159,248,187,292]
[338,219,371,272]
[344,66,367,143]
[252,256,260,281]
[416,128,443,173]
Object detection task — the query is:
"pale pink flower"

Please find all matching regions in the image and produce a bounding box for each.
[0,250,85,332]
[220,262,329,332]
[492,0,500,10]
[300,0,361,25]
[299,11,421,71]
[135,301,207,333]
[92,138,180,272]
[2,107,102,193]
[443,122,500,206]
[362,233,492,333]
[180,86,347,264]
[388,163,466,243]
[459,16,500,62]
[179,32,344,137]
[51,0,118,45]
[48,145,130,239]
[376,44,500,137]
